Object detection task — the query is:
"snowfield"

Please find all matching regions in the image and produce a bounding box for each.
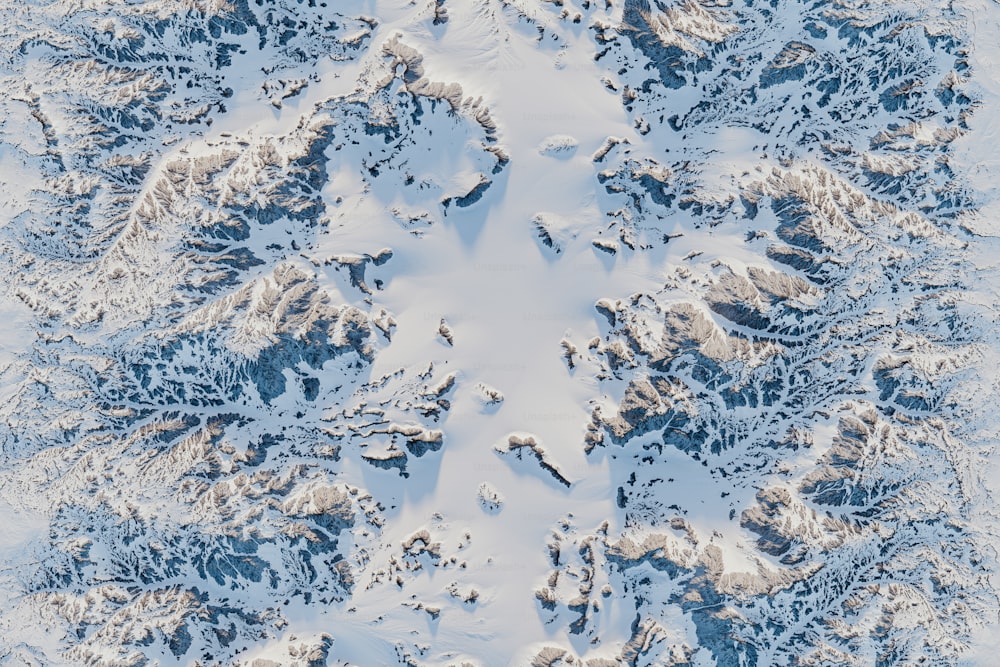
[1,0,999,665]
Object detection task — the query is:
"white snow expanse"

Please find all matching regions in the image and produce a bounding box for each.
[1,0,1000,665]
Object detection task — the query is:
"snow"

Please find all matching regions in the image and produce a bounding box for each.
[0,0,998,664]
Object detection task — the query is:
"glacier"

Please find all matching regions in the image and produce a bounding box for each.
[1,0,999,665]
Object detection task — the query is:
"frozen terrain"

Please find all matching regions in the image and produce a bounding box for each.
[1,0,999,665]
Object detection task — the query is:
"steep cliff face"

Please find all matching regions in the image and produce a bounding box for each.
[0,0,997,665]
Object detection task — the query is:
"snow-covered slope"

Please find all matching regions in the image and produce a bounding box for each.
[1,0,998,665]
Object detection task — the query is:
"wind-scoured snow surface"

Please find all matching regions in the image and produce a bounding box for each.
[2,0,1000,664]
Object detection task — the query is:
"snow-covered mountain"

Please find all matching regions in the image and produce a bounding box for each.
[1,0,999,665]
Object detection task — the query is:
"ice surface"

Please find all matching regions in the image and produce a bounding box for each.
[0,0,998,665]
